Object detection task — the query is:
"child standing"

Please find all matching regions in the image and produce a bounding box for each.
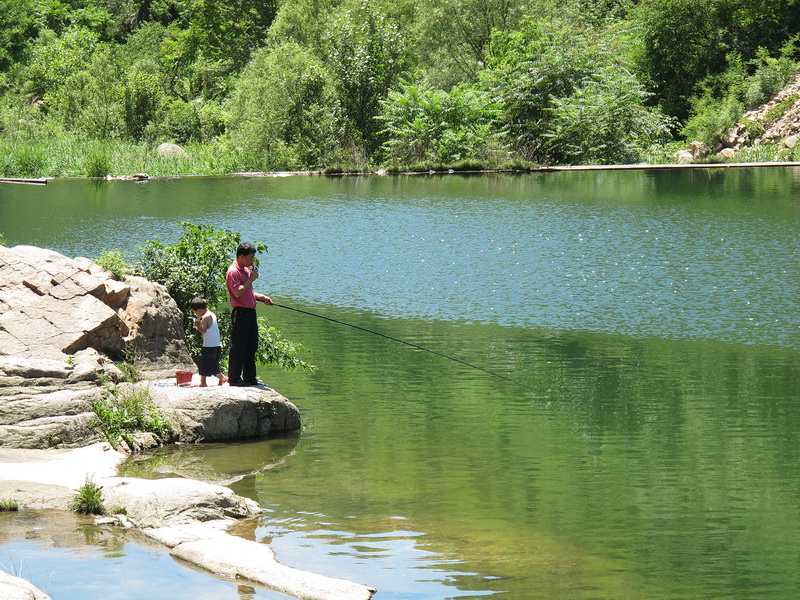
[190,297,228,387]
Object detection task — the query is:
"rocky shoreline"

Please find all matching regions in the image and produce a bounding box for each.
[0,245,376,600]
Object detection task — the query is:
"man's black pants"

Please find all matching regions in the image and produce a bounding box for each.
[228,307,258,384]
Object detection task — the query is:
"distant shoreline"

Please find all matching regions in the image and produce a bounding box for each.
[5,160,800,186]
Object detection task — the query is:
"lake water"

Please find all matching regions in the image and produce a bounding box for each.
[1,169,799,599]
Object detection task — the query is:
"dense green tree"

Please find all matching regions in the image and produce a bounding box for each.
[267,0,343,50]
[46,44,124,138]
[377,80,506,164]
[122,71,166,140]
[483,19,672,164]
[226,42,341,169]
[543,66,673,164]
[633,0,800,120]
[0,0,36,72]
[26,26,100,98]
[327,0,406,150]
[411,0,528,88]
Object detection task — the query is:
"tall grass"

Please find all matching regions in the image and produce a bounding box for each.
[0,137,244,178]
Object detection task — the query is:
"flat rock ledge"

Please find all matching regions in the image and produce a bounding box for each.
[0,444,376,600]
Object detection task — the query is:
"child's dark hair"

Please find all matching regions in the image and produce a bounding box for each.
[237,242,257,257]
[189,297,207,309]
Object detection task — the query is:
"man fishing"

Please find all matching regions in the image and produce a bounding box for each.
[226,242,273,386]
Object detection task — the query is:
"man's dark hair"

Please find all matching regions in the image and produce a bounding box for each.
[189,297,207,309]
[237,242,257,257]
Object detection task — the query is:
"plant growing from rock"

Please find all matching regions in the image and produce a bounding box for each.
[71,477,105,515]
[91,384,173,447]
[0,498,19,511]
[94,249,131,280]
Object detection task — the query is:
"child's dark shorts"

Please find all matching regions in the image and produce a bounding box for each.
[198,346,222,376]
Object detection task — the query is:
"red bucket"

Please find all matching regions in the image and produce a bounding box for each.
[176,370,193,385]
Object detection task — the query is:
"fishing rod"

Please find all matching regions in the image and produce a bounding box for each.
[273,303,519,385]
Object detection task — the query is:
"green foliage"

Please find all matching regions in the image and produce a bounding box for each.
[0,233,5,246]
[94,249,130,279]
[123,72,166,141]
[257,323,316,372]
[543,67,674,165]
[483,20,672,164]
[71,477,105,515]
[137,222,245,319]
[2,144,47,177]
[0,498,18,511]
[682,44,800,147]
[0,0,36,71]
[26,26,100,97]
[743,119,764,139]
[46,44,124,139]
[378,80,507,165]
[681,94,743,147]
[763,94,800,126]
[136,222,315,370]
[744,41,800,109]
[226,42,341,170]
[327,0,407,149]
[0,0,798,168]
[84,151,112,178]
[161,99,225,143]
[410,0,528,88]
[91,385,173,445]
[633,0,800,120]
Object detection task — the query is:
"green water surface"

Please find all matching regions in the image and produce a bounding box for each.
[1,169,799,599]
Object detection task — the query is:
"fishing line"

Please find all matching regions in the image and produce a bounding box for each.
[273,303,519,384]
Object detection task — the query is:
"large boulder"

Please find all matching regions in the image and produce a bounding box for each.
[142,383,302,442]
[0,245,195,374]
[101,477,260,528]
[0,351,122,448]
[118,276,195,377]
[0,245,122,359]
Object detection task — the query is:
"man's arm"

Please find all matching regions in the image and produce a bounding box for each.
[230,269,258,298]
[255,293,274,305]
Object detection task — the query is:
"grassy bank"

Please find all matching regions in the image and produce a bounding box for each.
[0,137,241,179]
[0,136,793,180]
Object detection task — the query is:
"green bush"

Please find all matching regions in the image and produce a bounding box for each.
[136,222,315,371]
[71,477,104,515]
[84,151,112,178]
[94,249,130,279]
[0,498,19,511]
[91,385,172,446]
[227,42,341,170]
[681,94,743,146]
[377,80,507,165]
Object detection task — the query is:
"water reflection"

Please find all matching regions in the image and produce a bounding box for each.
[2,170,799,599]
[0,511,287,600]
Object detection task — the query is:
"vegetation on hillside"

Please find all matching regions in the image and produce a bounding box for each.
[1,0,799,176]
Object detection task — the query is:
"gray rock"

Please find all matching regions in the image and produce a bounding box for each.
[101,476,261,528]
[119,276,195,377]
[157,142,191,159]
[0,385,106,448]
[145,383,301,442]
[170,535,376,600]
[0,571,52,600]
